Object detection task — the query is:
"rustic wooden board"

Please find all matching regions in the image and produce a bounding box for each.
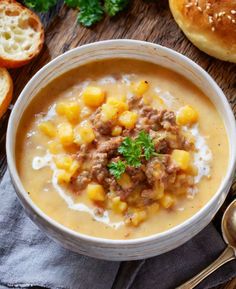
[0,0,235,288]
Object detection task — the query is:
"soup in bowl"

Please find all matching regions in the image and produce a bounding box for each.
[7,40,236,260]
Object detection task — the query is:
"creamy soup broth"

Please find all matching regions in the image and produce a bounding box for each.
[16,59,229,239]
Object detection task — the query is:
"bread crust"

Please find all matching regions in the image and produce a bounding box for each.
[0,68,13,118]
[0,0,44,68]
[169,0,236,62]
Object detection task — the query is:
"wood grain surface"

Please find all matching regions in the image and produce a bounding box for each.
[0,0,235,288]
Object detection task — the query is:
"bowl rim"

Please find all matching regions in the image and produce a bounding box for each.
[6,39,236,245]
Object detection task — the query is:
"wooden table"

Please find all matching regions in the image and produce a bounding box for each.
[0,0,235,288]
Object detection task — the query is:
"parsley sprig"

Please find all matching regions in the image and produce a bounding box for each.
[24,0,57,12]
[104,0,129,17]
[136,131,157,161]
[108,131,159,179]
[118,137,142,168]
[77,0,104,27]
[108,160,126,179]
[24,0,130,27]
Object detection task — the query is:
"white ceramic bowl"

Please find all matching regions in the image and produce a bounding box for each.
[6,40,236,261]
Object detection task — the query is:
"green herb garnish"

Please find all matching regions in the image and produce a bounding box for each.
[65,0,80,8]
[108,131,159,179]
[108,160,126,179]
[136,131,157,160]
[104,0,129,16]
[24,0,131,27]
[24,0,57,12]
[118,136,142,167]
[76,0,104,27]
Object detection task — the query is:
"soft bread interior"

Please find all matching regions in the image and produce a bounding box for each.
[0,69,10,105]
[0,1,43,61]
[0,67,13,118]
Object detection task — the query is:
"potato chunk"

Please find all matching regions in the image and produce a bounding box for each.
[117,173,132,190]
[74,123,95,145]
[176,105,198,126]
[87,184,105,202]
[160,194,176,209]
[54,154,73,171]
[57,123,74,145]
[48,141,62,154]
[111,126,122,136]
[38,121,56,138]
[107,97,128,113]
[171,149,190,170]
[57,170,72,184]
[130,210,147,226]
[65,102,80,123]
[118,111,138,129]
[82,86,105,107]
[132,80,149,96]
[56,101,80,123]
[111,196,127,214]
[101,103,118,122]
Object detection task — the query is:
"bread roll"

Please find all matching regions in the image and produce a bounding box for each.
[0,68,13,118]
[169,0,236,62]
[0,0,44,68]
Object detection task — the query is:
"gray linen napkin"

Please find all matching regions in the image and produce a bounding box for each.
[0,170,236,289]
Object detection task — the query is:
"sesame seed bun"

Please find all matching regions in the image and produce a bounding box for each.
[169,0,236,63]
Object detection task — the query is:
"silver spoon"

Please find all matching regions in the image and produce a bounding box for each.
[176,199,236,289]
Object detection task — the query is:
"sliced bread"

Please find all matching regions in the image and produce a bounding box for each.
[0,67,13,118]
[0,0,44,68]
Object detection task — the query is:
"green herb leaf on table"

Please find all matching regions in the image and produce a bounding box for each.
[65,0,80,8]
[24,0,57,12]
[136,131,157,160]
[118,137,142,167]
[104,0,129,17]
[77,0,104,27]
[108,160,126,179]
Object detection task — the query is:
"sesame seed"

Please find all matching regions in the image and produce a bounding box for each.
[227,15,232,20]
[231,10,236,14]
[232,19,236,24]
[185,3,193,8]
[211,26,215,32]
[208,16,213,23]
[218,11,226,17]
[197,6,202,12]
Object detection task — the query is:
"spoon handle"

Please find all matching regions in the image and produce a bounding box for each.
[176,246,235,289]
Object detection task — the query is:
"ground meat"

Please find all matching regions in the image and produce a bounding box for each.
[126,166,146,185]
[145,157,164,185]
[97,136,123,156]
[178,134,194,151]
[71,171,91,191]
[75,144,88,163]
[160,110,178,132]
[94,207,105,216]
[149,130,170,153]
[155,139,170,153]
[103,175,128,199]
[141,189,156,199]
[91,108,113,136]
[139,106,179,132]
[139,106,163,131]
[127,95,141,109]
[91,152,108,183]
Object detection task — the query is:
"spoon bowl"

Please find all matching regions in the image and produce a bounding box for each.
[177,197,236,289]
[222,199,236,248]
